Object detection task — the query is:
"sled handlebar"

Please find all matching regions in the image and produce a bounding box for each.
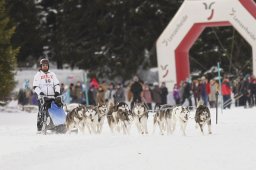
[39,95,64,105]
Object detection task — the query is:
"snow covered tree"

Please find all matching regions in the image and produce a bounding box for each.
[0,0,18,100]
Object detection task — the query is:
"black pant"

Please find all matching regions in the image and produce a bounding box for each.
[37,100,52,131]
[181,96,192,107]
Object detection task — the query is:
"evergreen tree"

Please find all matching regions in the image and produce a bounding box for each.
[0,0,18,100]
[6,0,43,66]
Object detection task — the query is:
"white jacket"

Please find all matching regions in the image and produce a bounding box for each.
[33,70,60,96]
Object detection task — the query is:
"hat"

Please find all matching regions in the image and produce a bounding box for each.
[40,58,49,66]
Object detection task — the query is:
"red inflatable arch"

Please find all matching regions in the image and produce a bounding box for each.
[156,0,256,89]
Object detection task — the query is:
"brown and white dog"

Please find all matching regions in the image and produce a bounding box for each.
[171,106,190,136]
[95,103,108,134]
[153,105,173,135]
[107,102,133,134]
[65,105,86,134]
[132,102,149,134]
[195,104,212,135]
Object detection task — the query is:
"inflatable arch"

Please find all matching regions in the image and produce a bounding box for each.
[156,0,256,89]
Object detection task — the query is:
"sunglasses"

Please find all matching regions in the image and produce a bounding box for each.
[42,64,48,66]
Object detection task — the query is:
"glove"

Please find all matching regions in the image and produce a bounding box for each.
[54,92,60,97]
[39,92,44,95]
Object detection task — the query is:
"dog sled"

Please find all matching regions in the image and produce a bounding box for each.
[38,95,67,134]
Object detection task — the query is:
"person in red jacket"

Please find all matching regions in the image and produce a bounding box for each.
[222,77,232,109]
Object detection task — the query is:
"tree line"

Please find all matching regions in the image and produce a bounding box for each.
[0,0,255,100]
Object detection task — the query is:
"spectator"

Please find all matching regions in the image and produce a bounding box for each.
[192,79,201,107]
[173,83,180,105]
[200,76,210,106]
[181,78,192,107]
[142,83,153,110]
[222,76,232,109]
[151,82,162,109]
[113,83,125,104]
[90,77,99,89]
[208,79,218,108]
[69,83,76,103]
[130,76,143,108]
[240,76,251,108]
[160,82,168,105]
[18,88,27,106]
[88,85,96,105]
[105,83,115,104]
[250,75,256,107]
[232,79,241,107]
[74,81,83,103]
[96,85,106,105]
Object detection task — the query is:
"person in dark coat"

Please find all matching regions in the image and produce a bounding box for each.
[151,82,162,109]
[130,76,143,109]
[181,79,192,107]
[160,82,168,105]
[240,76,251,108]
[113,83,125,104]
[18,89,27,106]
[88,85,96,106]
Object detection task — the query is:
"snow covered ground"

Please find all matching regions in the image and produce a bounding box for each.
[1,102,256,170]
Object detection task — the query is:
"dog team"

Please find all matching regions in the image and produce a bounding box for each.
[64,100,212,136]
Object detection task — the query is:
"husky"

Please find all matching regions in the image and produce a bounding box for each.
[107,102,133,134]
[65,105,86,134]
[132,102,149,134]
[83,105,98,134]
[195,104,212,135]
[95,103,108,134]
[171,106,190,136]
[106,102,118,133]
[153,105,173,135]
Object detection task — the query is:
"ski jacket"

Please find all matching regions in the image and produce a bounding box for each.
[222,80,231,96]
[33,70,60,97]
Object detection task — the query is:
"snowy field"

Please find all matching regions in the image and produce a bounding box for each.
[1,102,256,170]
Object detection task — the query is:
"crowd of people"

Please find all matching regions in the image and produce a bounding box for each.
[62,75,169,111]
[17,73,256,110]
[16,59,256,111]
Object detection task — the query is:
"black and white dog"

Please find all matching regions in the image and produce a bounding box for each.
[153,105,173,135]
[132,102,149,134]
[195,104,212,135]
[107,102,133,134]
[95,103,108,134]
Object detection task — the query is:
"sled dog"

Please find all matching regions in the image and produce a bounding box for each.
[132,102,149,134]
[83,105,98,134]
[95,103,108,134]
[195,104,212,135]
[107,102,133,134]
[153,105,173,135]
[66,105,86,133]
[171,106,189,136]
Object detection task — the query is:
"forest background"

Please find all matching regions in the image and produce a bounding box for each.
[1,0,256,99]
